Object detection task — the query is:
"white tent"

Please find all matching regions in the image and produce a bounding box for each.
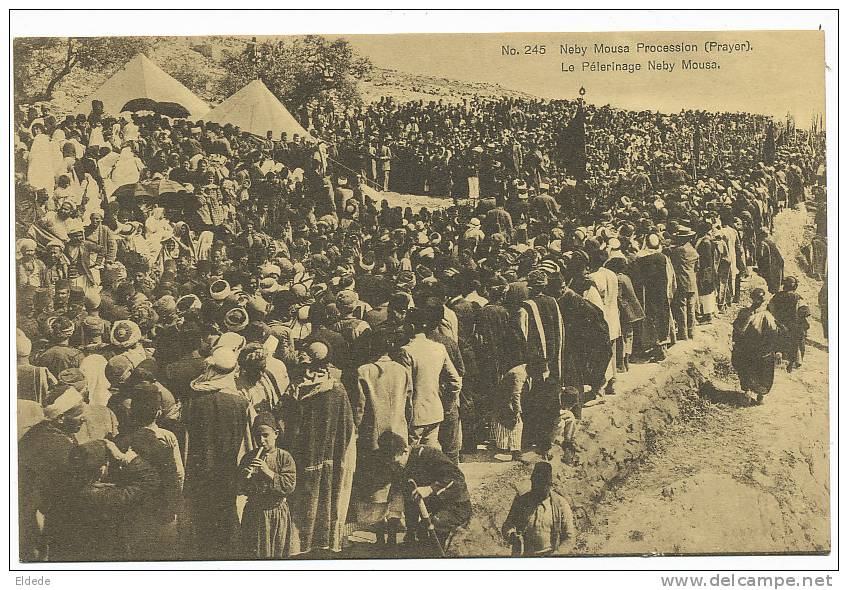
[204,79,308,138]
[75,53,209,118]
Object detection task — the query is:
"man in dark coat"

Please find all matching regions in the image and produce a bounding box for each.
[757,227,785,294]
[517,270,565,458]
[182,347,251,559]
[668,228,699,340]
[630,234,674,360]
[558,286,612,418]
[605,256,645,372]
[474,277,518,426]
[288,342,356,555]
[444,271,484,453]
[380,432,471,555]
[18,386,86,561]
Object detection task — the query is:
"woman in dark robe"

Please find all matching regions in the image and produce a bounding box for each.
[756,227,785,294]
[630,234,674,361]
[732,288,782,405]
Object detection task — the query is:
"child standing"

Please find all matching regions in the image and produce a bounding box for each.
[238,412,297,558]
[767,276,807,372]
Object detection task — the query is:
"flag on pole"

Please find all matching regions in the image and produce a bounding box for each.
[557,101,587,181]
[762,122,776,165]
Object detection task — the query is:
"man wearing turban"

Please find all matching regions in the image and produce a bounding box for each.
[16,238,48,289]
[34,316,84,379]
[18,386,86,560]
[288,341,356,556]
[182,347,251,559]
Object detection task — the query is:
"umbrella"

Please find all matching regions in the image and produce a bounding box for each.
[120,98,160,114]
[141,178,192,211]
[157,102,191,119]
[141,178,189,197]
[113,182,156,201]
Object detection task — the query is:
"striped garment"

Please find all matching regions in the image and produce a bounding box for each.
[492,417,523,452]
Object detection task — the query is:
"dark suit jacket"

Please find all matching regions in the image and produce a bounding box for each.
[668,243,699,295]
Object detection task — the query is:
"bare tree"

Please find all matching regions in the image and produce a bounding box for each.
[14,37,149,103]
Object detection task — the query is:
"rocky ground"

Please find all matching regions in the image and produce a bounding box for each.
[358,67,534,105]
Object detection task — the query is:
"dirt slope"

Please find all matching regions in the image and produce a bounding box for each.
[581,207,829,556]
[448,207,829,558]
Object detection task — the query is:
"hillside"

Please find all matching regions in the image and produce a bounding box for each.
[19,35,535,117]
[359,67,536,104]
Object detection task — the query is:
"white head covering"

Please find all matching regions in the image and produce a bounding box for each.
[214,332,247,354]
[16,328,32,357]
[110,145,143,187]
[44,386,84,420]
[16,238,37,259]
[27,132,56,195]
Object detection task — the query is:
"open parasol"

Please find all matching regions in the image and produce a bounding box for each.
[157,101,191,119]
[120,98,160,114]
[141,178,192,211]
[112,181,157,202]
[141,178,189,197]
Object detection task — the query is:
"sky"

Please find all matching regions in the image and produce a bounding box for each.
[341,31,825,124]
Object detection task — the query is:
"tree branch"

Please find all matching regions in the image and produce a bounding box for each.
[64,37,75,67]
[39,41,77,101]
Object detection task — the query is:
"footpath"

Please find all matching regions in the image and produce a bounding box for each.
[452,207,830,558]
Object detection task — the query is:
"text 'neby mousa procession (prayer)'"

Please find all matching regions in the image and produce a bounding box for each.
[501,39,754,74]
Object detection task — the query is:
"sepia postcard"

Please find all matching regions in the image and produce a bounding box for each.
[8,9,836,577]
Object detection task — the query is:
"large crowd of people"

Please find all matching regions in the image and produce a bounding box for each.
[14,86,826,561]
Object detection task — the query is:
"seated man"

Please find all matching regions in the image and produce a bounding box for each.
[379,432,471,554]
[501,461,576,556]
